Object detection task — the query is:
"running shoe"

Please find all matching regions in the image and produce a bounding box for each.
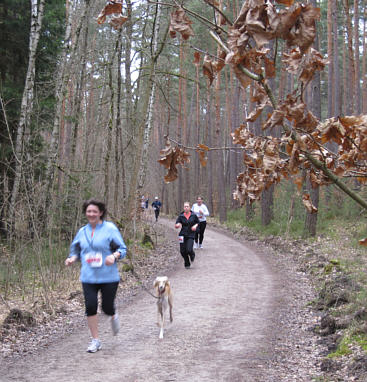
[111,314,120,336]
[199,244,203,249]
[87,338,102,353]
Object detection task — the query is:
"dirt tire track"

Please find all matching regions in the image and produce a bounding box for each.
[1,219,319,382]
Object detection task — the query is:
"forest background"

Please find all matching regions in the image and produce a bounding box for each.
[0,0,367,355]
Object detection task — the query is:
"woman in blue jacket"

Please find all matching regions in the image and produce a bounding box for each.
[65,199,127,353]
[175,201,199,269]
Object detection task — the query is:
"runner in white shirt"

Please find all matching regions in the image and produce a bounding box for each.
[192,196,210,249]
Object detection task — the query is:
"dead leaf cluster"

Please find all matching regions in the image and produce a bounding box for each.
[231,114,367,214]
[158,138,190,183]
[169,7,194,41]
[97,0,128,30]
[168,1,320,89]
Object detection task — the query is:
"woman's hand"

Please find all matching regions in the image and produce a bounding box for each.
[105,252,119,266]
[191,224,198,231]
[65,256,78,266]
[175,223,181,229]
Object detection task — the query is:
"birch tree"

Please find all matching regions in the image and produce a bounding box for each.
[8,0,45,237]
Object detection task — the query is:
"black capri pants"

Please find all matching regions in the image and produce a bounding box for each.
[82,282,119,316]
[180,237,195,267]
[194,221,207,244]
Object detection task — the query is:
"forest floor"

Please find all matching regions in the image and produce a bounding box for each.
[0,215,366,381]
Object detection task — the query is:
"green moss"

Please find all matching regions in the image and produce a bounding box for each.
[327,336,352,358]
[121,263,134,273]
[354,334,367,352]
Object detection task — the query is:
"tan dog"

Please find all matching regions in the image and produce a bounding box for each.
[153,276,173,339]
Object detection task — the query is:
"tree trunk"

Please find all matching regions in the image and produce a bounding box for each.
[260,41,275,226]
[327,0,334,118]
[214,69,226,222]
[354,0,361,114]
[8,0,45,237]
[43,0,89,221]
[125,2,167,219]
[332,0,340,116]
[363,1,367,113]
[261,184,274,226]
[304,0,321,237]
[114,30,124,216]
[104,36,119,204]
[343,0,356,114]
[342,26,348,115]
[177,39,184,210]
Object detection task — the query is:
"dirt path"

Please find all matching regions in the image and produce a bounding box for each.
[1,219,318,382]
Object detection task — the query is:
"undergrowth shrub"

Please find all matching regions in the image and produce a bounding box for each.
[226,180,366,240]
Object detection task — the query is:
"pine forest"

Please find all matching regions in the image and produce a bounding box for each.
[1,0,367,379]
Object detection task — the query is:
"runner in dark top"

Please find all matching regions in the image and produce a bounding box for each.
[175,201,199,269]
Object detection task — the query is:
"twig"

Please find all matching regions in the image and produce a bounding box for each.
[189,44,225,61]
[147,0,228,35]
[0,94,19,164]
[0,292,11,310]
[203,0,233,26]
[168,136,239,151]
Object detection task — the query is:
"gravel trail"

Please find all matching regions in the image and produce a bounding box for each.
[1,219,320,382]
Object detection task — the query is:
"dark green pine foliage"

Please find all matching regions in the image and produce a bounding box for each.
[0,0,65,236]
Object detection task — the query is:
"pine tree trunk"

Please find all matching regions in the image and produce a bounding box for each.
[343,0,356,114]
[214,69,226,222]
[177,39,184,210]
[261,185,274,226]
[194,55,201,193]
[342,27,348,115]
[354,0,361,114]
[260,41,275,226]
[304,0,321,237]
[362,2,367,113]
[327,0,334,118]
[332,0,340,116]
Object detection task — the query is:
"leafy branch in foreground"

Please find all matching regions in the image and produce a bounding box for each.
[157,0,366,223]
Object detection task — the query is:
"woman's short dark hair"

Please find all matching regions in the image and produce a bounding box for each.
[82,198,107,220]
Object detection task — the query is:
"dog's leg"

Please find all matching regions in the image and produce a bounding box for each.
[157,300,164,339]
[157,302,163,327]
[159,310,164,339]
[168,294,173,323]
[160,300,166,339]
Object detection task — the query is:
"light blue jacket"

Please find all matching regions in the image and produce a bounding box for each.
[69,221,127,283]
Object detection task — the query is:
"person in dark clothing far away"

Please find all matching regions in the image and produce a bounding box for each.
[151,196,162,222]
[175,201,199,269]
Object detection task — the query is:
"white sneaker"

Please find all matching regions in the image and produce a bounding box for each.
[111,314,120,336]
[193,242,198,249]
[87,338,102,353]
[199,244,203,249]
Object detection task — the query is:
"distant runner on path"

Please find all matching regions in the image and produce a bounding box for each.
[151,196,162,222]
[192,196,210,249]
